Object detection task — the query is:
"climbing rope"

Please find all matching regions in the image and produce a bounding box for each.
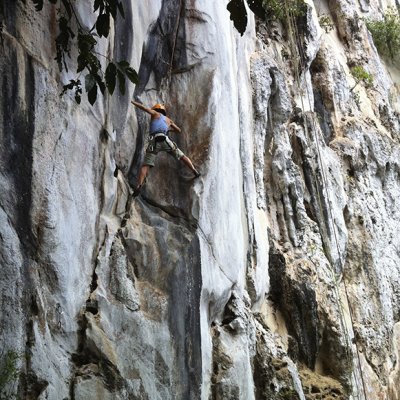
[282,1,369,398]
[168,0,184,86]
[159,0,184,100]
[156,0,184,152]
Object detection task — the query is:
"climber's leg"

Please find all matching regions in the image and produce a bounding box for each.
[133,144,157,196]
[133,165,149,196]
[180,155,200,177]
[165,137,200,177]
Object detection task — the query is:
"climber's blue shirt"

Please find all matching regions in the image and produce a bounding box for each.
[150,114,169,135]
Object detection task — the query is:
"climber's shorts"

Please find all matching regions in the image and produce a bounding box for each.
[143,136,185,167]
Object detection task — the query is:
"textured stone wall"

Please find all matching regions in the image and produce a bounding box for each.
[1,0,400,399]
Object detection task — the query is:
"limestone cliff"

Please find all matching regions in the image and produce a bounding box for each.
[1,0,400,399]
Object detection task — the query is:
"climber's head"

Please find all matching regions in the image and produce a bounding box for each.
[152,103,166,116]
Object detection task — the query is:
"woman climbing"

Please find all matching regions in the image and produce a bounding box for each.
[131,101,200,196]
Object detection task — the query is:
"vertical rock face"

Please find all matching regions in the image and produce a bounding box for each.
[1,0,400,399]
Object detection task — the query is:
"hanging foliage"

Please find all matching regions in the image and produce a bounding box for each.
[227,0,306,35]
[366,7,400,62]
[30,0,138,106]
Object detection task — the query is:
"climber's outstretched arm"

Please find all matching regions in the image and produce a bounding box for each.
[170,121,181,133]
[131,101,158,116]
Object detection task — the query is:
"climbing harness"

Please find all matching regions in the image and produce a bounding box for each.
[283,1,369,398]
[165,136,178,151]
[152,132,168,141]
[149,132,169,147]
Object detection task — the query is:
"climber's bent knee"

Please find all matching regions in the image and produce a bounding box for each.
[171,146,184,160]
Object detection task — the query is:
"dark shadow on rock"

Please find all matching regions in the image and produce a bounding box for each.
[167,234,202,399]
[122,200,202,399]
[111,0,134,135]
[0,0,17,36]
[268,247,319,369]
[1,43,35,256]
[129,0,188,183]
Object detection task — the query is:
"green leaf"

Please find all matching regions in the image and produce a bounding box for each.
[117,69,126,95]
[125,67,138,84]
[86,52,101,72]
[78,32,97,54]
[105,62,117,94]
[61,80,76,96]
[96,13,110,38]
[98,80,106,95]
[92,72,106,95]
[247,0,266,19]
[77,54,88,73]
[85,73,96,93]
[117,60,130,69]
[94,0,103,12]
[258,0,306,22]
[366,7,400,62]
[75,83,82,104]
[88,83,98,105]
[55,17,73,72]
[0,351,20,390]
[227,0,248,35]
[116,61,138,89]
[107,0,118,19]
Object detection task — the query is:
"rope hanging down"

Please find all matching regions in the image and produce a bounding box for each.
[282,1,369,398]
[168,0,184,85]
[160,0,184,100]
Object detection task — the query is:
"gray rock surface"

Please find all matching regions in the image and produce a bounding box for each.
[1,0,400,399]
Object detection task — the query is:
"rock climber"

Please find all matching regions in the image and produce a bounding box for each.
[131,100,200,196]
